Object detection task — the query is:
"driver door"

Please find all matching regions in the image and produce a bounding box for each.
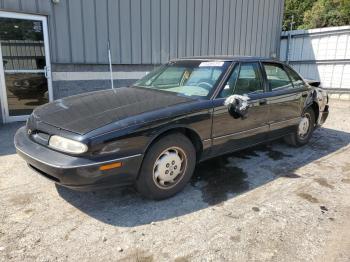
[211,62,270,156]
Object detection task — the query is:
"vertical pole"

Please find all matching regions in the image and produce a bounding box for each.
[108,41,114,89]
[286,35,290,63]
[287,15,294,64]
[0,41,8,123]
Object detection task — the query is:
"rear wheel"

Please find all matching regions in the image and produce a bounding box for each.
[284,107,315,147]
[136,133,196,200]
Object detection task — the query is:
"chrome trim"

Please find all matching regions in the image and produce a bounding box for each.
[268,117,301,126]
[213,126,268,141]
[213,117,301,141]
[15,145,142,169]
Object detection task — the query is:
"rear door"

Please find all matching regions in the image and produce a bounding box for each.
[261,62,305,138]
[211,62,270,156]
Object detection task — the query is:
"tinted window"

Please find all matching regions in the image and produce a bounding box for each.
[219,65,240,98]
[234,63,263,95]
[263,63,293,91]
[285,66,305,88]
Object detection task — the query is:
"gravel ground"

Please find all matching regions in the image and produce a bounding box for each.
[0,100,349,262]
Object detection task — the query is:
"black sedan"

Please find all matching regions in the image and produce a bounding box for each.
[15,56,329,200]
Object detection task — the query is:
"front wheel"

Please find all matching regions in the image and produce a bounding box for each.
[136,133,196,200]
[284,107,315,147]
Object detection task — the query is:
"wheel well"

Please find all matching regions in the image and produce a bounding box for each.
[150,128,203,160]
[310,102,319,124]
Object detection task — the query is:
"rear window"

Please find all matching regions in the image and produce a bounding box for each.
[263,63,293,91]
[285,66,305,89]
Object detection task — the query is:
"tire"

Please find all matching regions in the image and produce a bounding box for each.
[284,107,316,147]
[136,133,196,200]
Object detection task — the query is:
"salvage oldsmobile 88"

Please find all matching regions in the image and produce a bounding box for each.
[15,56,329,199]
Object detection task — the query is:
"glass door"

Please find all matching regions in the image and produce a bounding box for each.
[0,12,52,123]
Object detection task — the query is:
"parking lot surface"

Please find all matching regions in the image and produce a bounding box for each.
[0,100,350,262]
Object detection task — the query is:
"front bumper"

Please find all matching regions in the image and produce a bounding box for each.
[14,127,143,190]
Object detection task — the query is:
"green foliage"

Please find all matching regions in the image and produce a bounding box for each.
[283,0,350,30]
[283,0,316,30]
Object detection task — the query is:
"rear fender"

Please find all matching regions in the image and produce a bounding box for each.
[302,87,328,125]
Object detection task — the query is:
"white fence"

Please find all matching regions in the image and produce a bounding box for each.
[280,25,350,91]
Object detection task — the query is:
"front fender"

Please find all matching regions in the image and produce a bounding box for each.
[88,107,212,159]
[144,123,203,152]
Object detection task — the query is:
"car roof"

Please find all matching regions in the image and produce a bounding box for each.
[171,55,281,63]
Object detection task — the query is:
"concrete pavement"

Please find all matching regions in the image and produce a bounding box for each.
[0,100,349,261]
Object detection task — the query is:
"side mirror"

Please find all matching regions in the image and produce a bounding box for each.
[306,79,321,87]
[224,95,250,119]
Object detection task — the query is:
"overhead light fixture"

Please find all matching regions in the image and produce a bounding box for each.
[52,0,60,4]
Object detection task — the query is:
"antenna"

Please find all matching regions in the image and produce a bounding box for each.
[107,41,114,90]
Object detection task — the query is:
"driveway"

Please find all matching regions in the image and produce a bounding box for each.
[0,100,350,262]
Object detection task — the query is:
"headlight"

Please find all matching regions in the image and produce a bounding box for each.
[49,135,88,154]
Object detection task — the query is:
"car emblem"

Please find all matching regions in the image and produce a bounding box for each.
[27,129,32,135]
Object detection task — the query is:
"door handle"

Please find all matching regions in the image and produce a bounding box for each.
[44,66,49,79]
[259,99,267,105]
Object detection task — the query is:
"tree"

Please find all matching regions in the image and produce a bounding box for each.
[283,0,350,30]
[283,0,316,30]
[303,0,350,28]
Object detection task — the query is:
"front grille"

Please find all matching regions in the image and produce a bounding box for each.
[28,164,60,183]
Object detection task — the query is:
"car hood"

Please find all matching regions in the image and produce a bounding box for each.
[32,87,193,135]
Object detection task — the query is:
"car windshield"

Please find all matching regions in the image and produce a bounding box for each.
[134,60,231,98]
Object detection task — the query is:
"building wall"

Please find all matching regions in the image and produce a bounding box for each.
[51,64,157,98]
[280,26,350,90]
[0,0,284,124]
[0,98,2,123]
[1,0,284,64]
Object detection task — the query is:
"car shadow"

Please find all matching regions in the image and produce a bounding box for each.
[56,127,350,227]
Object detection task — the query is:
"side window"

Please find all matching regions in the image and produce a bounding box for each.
[234,63,263,95]
[285,66,305,89]
[219,65,240,98]
[263,63,293,91]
